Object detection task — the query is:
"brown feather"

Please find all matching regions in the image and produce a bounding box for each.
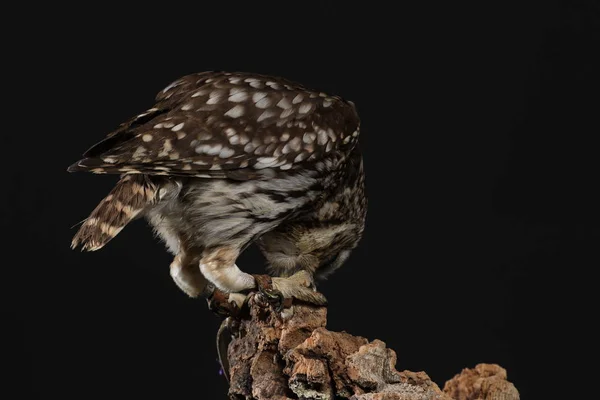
[67,71,360,179]
[71,175,157,251]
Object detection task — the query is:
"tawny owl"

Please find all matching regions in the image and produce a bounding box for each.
[68,71,366,310]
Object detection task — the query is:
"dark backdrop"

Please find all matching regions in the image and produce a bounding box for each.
[4,1,599,399]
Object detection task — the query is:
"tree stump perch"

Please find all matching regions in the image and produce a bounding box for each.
[221,296,519,400]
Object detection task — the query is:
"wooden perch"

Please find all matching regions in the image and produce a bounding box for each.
[219,296,519,400]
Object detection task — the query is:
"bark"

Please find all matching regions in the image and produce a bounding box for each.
[221,298,519,400]
[443,364,520,400]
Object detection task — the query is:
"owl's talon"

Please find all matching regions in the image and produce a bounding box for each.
[206,288,241,317]
[253,274,284,311]
[271,271,328,307]
[68,72,366,326]
[262,289,284,312]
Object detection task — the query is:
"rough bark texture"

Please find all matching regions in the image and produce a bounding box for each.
[223,298,519,400]
[443,364,520,400]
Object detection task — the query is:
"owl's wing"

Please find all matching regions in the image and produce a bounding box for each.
[68,71,360,180]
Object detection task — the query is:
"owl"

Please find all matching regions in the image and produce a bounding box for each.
[68,71,366,311]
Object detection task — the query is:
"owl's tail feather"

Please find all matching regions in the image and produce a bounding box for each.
[71,175,157,251]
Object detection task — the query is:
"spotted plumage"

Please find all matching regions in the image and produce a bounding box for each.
[69,71,359,179]
[69,71,366,305]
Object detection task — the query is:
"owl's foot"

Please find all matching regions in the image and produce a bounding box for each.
[252,274,285,311]
[273,270,328,306]
[253,271,328,309]
[206,287,248,318]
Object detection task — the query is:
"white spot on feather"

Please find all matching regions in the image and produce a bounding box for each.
[229,89,249,102]
[298,103,312,114]
[255,97,272,109]
[172,123,185,132]
[162,80,181,93]
[191,89,209,97]
[225,104,244,118]
[277,97,292,109]
[257,109,277,122]
[207,93,223,104]
[225,127,237,137]
[142,134,153,142]
[254,157,278,169]
[303,133,316,144]
[280,108,295,118]
[252,92,268,103]
[327,128,337,142]
[244,142,256,153]
[238,134,250,145]
[317,130,328,145]
[196,144,222,156]
[219,147,235,158]
[289,137,302,151]
[205,144,223,156]
[292,94,304,104]
[294,153,308,163]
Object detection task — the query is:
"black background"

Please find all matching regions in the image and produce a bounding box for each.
[3,1,599,399]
